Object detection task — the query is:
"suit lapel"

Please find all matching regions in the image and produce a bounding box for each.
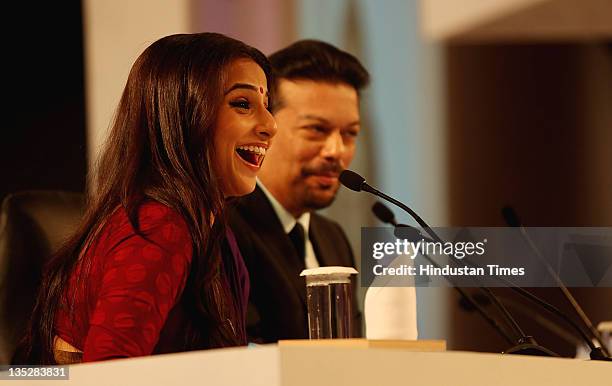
[235,186,307,307]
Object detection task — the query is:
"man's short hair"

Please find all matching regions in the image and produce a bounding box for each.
[269,40,370,110]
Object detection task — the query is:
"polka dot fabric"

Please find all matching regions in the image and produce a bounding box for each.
[54,201,193,362]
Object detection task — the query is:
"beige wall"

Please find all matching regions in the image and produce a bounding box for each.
[421,0,548,40]
[421,0,612,42]
[83,0,295,180]
[83,0,193,176]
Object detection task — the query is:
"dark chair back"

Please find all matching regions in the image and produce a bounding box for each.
[0,191,84,364]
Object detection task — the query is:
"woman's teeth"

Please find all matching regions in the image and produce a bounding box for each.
[236,145,266,156]
[236,145,266,166]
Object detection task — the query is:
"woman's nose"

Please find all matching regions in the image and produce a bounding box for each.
[256,108,277,139]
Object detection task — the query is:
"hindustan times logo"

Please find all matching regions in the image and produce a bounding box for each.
[372,239,487,260]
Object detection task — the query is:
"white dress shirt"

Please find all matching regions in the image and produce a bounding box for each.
[258,181,319,269]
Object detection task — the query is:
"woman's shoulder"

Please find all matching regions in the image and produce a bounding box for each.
[100,200,192,256]
[138,200,190,230]
[107,199,188,229]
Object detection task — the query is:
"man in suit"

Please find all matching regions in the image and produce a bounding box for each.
[229,40,370,343]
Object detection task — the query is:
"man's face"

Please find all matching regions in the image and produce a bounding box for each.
[258,79,360,217]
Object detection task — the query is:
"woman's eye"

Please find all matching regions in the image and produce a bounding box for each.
[229,99,251,110]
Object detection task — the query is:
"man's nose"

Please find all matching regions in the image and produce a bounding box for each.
[320,131,345,160]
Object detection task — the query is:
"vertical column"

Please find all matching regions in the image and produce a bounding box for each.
[296,0,450,340]
[357,0,449,340]
[83,0,192,179]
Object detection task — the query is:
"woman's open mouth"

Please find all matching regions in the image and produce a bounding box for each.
[236,145,266,167]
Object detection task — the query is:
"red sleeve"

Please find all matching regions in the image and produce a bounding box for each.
[82,205,192,362]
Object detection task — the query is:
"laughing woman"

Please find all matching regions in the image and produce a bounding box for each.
[15,33,276,364]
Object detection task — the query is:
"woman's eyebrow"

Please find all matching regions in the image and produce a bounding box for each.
[224,83,265,95]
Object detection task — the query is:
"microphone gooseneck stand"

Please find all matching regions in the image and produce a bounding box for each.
[502,206,611,357]
[341,170,611,361]
[372,201,555,356]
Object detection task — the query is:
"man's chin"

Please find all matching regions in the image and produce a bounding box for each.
[303,189,338,210]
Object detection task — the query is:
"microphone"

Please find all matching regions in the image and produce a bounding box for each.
[351,174,544,354]
[339,169,368,192]
[502,205,611,357]
[500,206,521,228]
[371,201,517,347]
[344,170,596,358]
[372,202,424,242]
[340,170,434,238]
[372,201,397,226]
[369,201,577,356]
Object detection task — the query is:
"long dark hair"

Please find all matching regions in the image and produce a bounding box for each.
[18,32,272,364]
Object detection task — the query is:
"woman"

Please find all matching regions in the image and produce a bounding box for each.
[17,32,276,364]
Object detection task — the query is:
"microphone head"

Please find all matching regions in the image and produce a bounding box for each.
[372,202,396,225]
[394,224,424,242]
[339,169,365,192]
[502,206,522,227]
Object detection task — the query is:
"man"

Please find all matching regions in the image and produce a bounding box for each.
[229,40,369,342]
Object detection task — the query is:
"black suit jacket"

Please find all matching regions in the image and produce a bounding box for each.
[229,185,361,342]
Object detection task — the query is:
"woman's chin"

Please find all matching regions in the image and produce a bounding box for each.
[223,178,257,198]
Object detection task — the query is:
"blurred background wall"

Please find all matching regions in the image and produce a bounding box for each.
[423,0,612,356]
[2,0,611,356]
